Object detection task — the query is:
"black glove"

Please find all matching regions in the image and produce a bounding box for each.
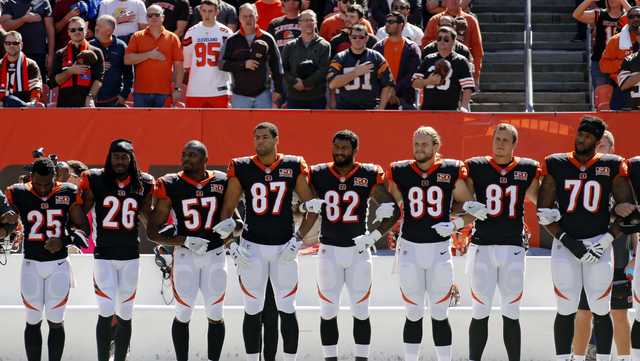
[65,228,89,248]
[158,223,177,237]
[556,231,588,259]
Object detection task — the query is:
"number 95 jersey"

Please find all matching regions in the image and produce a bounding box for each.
[154,170,228,250]
[542,152,627,239]
[182,22,232,97]
[310,162,384,247]
[228,154,308,246]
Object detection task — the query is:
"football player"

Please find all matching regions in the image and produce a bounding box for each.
[78,139,154,361]
[464,124,542,361]
[148,140,235,361]
[537,116,632,361]
[5,157,89,361]
[218,122,322,361]
[309,130,399,361]
[626,155,640,361]
[387,126,488,361]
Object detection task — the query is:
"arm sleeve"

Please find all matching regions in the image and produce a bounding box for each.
[268,36,284,94]
[91,48,105,82]
[182,31,193,68]
[219,37,246,72]
[172,35,183,62]
[281,44,295,86]
[457,60,475,91]
[421,16,437,47]
[326,57,343,82]
[397,43,421,92]
[600,37,623,76]
[468,16,483,79]
[52,50,64,85]
[302,42,331,88]
[120,44,134,98]
[376,57,395,88]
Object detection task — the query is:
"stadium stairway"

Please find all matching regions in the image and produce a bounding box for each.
[473,0,592,112]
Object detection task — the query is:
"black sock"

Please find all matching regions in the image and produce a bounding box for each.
[171,318,189,361]
[243,312,262,355]
[47,321,65,361]
[592,313,613,355]
[114,316,132,361]
[207,320,225,361]
[431,318,452,346]
[553,313,576,355]
[24,322,42,361]
[96,315,113,361]
[469,317,489,361]
[632,320,640,349]
[262,283,279,361]
[403,318,423,344]
[279,311,299,355]
[320,317,339,347]
[502,316,521,361]
[353,317,371,346]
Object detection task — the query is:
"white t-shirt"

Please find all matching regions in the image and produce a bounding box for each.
[98,0,148,37]
[183,22,232,97]
[376,22,424,44]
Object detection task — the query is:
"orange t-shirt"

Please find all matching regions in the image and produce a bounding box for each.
[319,13,374,41]
[126,27,184,95]
[255,0,283,30]
[384,37,405,81]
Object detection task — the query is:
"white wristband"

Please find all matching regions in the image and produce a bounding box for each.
[452,217,465,230]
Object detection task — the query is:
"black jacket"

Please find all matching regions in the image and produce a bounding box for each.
[372,37,421,107]
[220,27,284,97]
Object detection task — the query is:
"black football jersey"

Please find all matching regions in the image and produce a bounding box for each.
[80,169,154,260]
[0,190,11,215]
[415,51,474,111]
[543,152,627,239]
[592,9,625,62]
[228,154,308,246]
[6,182,81,261]
[310,162,384,247]
[618,52,640,109]
[627,156,640,197]
[389,158,467,244]
[466,156,541,247]
[327,48,395,110]
[154,170,227,251]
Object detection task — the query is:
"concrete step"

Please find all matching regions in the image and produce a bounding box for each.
[483,51,586,64]
[535,103,593,111]
[480,23,576,33]
[482,31,575,42]
[477,12,574,24]
[474,5,574,13]
[482,62,587,73]
[471,102,592,112]
[481,71,585,83]
[477,0,575,6]
[481,81,589,92]
[472,91,589,104]
[484,41,586,52]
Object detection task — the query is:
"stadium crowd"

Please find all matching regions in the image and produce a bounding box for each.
[0,0,483,110]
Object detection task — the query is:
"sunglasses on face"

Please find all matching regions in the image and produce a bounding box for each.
[4,41,21,46]
[147,13,162,18]
[386,19,400,24]
[437,36,451,42]
[68,27,84,33]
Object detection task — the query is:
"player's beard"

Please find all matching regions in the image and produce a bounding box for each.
[574,141,596,156]
[333,153,353,167]
[414,151,434,164]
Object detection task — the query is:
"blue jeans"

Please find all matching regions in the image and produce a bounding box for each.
[287,97,327,109]
[231,90,272,109]
[3,94,30,107]
[133,93,168,108]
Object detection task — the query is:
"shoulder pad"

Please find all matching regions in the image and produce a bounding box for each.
[212,170,228,181]
[391,160,412,169]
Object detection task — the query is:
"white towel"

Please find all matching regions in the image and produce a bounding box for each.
[619,24,633,50]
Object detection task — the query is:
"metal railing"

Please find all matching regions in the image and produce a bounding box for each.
[524,0,534,112]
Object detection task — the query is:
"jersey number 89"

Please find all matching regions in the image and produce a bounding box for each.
[407,186,443,218]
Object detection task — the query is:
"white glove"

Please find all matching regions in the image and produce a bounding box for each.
[353,229,382,253]
[373,203,395,223]
[463,201,488,221]
[228,242,250,269]
[300,198,325,214]
[431,217,465,238]
[537,208,562,226]
[580,246,602,264]
[213,218,236,239]
[184,236,209,256]
[595,232,615,250]
[279,236,303,262]
[69,228,89,248]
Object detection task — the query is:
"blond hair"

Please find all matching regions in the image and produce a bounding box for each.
[413,126,441,146]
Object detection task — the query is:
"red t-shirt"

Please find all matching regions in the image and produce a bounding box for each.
[255,0,283,30]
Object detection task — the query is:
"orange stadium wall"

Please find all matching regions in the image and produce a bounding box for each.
[2,109,640,248]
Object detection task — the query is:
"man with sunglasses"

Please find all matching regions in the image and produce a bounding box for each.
[320,0,374,41]
[619,46,640,109]
[52,16,105,107]
[374,0,423,43]
[412,26,473,111]
[328,23,394,110]
[421,15,472,64]
[0,30,44,107]
[329,4,377,59]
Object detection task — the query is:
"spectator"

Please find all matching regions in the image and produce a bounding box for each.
[0,0,54,81]
[124,4,184,107]
[320,0,374,41]
[600,6,640,110]
[182,0,232,108]
[375,0,423,44]
[422,15,472,63]
[255,0,283,29]
[267,0,301,51]
[52,0,92,50]
[189,0,237,31]
[327,23,394,109]
[373,11,421,110]
[369,0,420,29]
[281,9,330,109]
[146,0,192,37]
[90,15,133,107]
[619,48,640,109]
[329,4,377,58]
[220,2,283,108]
[66,159,89,185]
[52,16,105,107]
[453,15,467,43]
[424,0,472,20]
[98,0,148,43]
[574,0,631,111]
[0,30,43,107]
[422,0,483,82]
[412,26,474,111]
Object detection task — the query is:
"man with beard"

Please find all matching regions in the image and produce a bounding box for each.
[148,140,238,361]
[78,139,154,361]
[5,157,89,361]
[387,126,488,361]
[537,116,632,361]
[464,124,542,361]
[309,130,399,361]
[0,30,43,107]
[217,122,322,361]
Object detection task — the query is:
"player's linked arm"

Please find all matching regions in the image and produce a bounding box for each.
[294,174,319,243]
[610,174,634,237]
[370,183,400,235]
[525,175,541,205]
[147,197,185,246]
[452,178,478,225]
